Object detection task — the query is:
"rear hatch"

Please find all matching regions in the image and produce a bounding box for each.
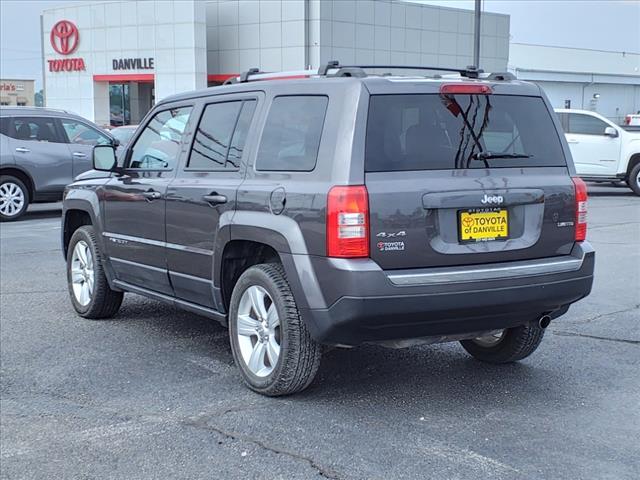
[365,86,576,270]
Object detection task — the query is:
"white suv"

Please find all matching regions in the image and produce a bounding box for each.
[555,109,640,195]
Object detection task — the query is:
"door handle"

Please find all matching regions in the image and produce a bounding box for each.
[203,193,227,205]
[141,190,162,200]
[15,147,30,153]
[566,139,579,144]
[72,152,87,158]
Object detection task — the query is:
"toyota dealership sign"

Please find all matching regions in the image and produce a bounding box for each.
[47,20,86,72]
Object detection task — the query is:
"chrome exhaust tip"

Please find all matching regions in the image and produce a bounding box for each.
[538,315,551,329]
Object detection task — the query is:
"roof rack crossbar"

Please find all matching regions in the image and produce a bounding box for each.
[318,61,484,78]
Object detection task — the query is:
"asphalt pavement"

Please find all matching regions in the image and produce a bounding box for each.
[1,186,638,480]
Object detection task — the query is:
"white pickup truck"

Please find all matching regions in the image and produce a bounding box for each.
[555,109,640,195]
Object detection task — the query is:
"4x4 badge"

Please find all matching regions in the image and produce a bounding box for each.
[376,231,406,238]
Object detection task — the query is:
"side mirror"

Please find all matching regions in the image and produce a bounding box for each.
[604,126,619,138]
[93,145,117,171]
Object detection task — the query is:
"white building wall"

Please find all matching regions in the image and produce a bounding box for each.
[206,0,510,74]
[43,0,206,123]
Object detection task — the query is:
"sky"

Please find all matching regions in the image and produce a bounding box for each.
[1,0,639,90]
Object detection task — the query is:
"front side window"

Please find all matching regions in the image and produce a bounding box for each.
[567,114,609,136]
[256,96,328,171]
[365,94,566,171]
[128,106,192,170]
[62,120,111,146]
[7,117,63,143]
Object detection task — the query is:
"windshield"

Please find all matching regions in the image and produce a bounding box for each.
[365,94,566,171]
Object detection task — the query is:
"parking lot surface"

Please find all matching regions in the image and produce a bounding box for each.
[1,187,639,480]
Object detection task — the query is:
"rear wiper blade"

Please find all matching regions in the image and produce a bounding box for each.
[473,152,532,160]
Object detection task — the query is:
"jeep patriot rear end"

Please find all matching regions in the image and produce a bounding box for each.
[62,63,594,395]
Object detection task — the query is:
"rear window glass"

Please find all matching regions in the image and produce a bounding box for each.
[365,94,566,171]
[256,96,328,171]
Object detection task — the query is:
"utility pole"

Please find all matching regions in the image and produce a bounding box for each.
[473,0,481,68]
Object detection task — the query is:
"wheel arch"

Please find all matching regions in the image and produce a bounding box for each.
[0,167,35,202]
[626,152,640,178]
[216,211,324,314]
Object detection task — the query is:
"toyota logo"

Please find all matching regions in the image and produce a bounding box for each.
[50,20,79,55]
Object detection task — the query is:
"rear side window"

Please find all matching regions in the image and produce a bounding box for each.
[566,113,609,135]
[256,96,328,171]
[2,116,64,143]
[188,99,256,171]
[365,94,566,171]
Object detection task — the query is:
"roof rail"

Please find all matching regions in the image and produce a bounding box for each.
[224,68,316,84]
[0,105,70,113]
[223,61,490,85]
[318,61,484,78]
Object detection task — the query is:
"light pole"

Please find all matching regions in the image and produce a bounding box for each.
[473,0,481,68]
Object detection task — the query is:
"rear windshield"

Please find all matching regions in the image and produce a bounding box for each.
[365,94,566,171]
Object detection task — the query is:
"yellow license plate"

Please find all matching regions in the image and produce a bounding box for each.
[459,209,509,242]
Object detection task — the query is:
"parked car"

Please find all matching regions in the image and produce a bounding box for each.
[624,113,640,127]
[62,64,595,396]
[0,107,119,221]
[109,125,138,148]
[555,109,640,195]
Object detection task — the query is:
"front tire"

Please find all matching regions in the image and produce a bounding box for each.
[229,263,322,396]
[460,323,545,364]
[67,225,123,319]
[628,162,640,196]
[0,175,29,221]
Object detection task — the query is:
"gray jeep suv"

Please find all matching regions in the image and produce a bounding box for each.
[61,64,595,396]
[0,107,118,221]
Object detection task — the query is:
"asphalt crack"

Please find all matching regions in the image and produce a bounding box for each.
[183,416,344,479]
[552,331,639,345]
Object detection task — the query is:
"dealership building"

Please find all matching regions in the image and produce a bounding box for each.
[509,43,640,124]
[41,0,510,126]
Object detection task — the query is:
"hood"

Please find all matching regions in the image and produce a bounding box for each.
[73,169,113,182]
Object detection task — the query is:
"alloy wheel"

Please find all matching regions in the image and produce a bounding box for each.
[71,240,95,306]
[236,285,281,377]
[0,182,25,218]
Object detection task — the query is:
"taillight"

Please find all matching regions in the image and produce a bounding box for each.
[572,177,588,241]
[439,83,493,95]
[625,115,631,125]
[327,186,369,258]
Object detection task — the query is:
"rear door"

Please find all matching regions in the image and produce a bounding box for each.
[5,115,72,195]
[165,95,259,308]
[364,90,576,270]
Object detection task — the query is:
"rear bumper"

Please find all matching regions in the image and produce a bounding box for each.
[284,242,594,346]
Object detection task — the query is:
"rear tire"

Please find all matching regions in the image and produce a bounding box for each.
[628,163,640,196]
[67,225,123,319]
[460,323,545,364]
[0,175,29,221]
[229,263,322,396]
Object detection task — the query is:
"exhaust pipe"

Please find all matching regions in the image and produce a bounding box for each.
[538,315,551,329]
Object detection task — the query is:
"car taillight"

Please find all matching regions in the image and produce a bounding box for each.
[327,185,369,258]
[624,115,631,125]
[572,177,588,241]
